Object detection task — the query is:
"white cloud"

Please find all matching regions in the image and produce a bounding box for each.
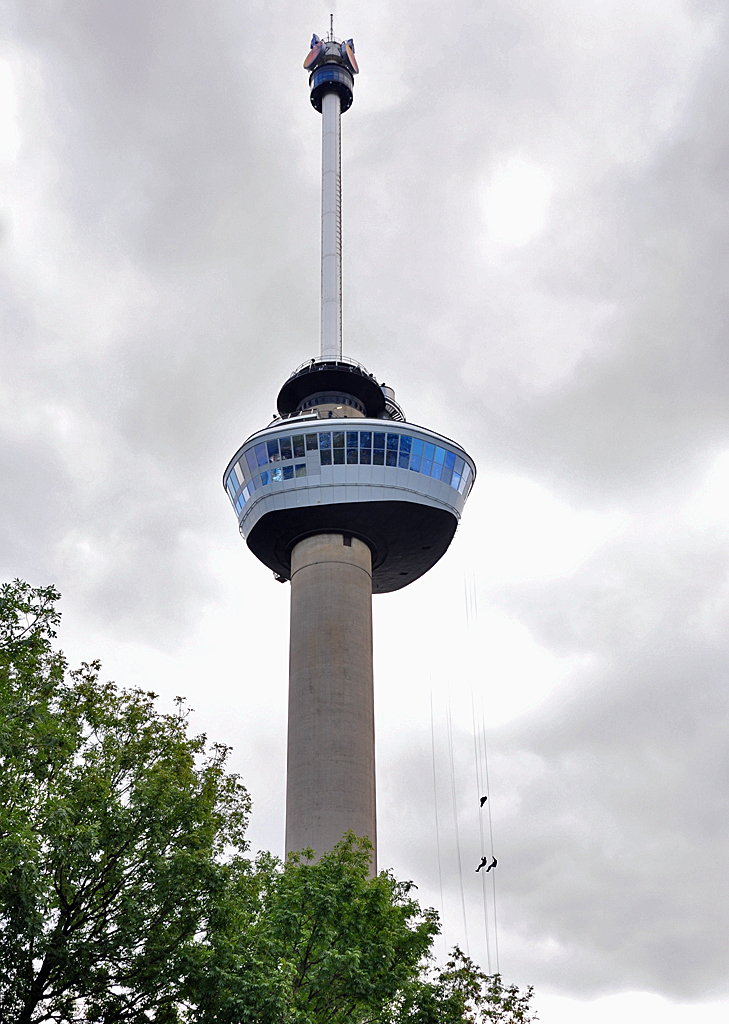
[479,156,554,247]
[0,59,20,162]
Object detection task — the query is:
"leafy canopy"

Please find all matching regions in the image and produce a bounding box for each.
[0,580,250,1023]
[189,836,537,1024]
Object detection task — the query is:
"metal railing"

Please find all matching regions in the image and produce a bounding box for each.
[286,355,378,380]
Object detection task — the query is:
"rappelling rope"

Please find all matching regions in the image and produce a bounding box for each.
[466,573,501,975]
[472,692,492,974]
[430,688,448,958]
[479,698,500,974]
[447,687,470,957]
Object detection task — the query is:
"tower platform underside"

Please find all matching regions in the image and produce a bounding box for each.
[249,499,456,593]
[224,418,475,593]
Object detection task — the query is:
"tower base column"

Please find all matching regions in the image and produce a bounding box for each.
[285,533,376,869]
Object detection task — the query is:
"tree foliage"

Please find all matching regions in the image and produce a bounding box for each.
[187,837,439,1022]
[0,580,250,1022]
[186,836,537,1024]
[0,580,536,1024]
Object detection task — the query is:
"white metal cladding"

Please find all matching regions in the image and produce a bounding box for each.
[223,419,475,538]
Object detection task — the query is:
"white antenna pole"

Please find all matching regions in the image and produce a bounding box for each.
[320,88,342,360]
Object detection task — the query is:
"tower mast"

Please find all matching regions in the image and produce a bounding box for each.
[306,27,358,360]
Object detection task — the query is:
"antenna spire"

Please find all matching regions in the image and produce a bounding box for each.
[330,13,334,41]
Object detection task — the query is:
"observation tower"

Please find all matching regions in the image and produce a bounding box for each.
[223,28,475,870]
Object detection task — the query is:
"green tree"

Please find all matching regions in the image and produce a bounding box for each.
[186,836,536,1024]
[0,580,536,1024]
[0,580,250,1022]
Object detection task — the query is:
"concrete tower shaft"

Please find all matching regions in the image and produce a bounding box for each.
[286,534,376,863]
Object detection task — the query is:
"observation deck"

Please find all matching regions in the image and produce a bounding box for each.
[224,416,475,593]
[277,357,386,418]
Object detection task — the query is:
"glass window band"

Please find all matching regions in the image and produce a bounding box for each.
[234,428,471,515]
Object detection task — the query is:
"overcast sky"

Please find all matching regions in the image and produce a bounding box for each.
[2,1,728,1021]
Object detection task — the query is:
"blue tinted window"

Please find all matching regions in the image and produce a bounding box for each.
[334,448,345,464]
[283,465,294,480]
[434,446,446,465]
[451,471,461,490]
[242,485,250,502]
[272,467,282,482]
[319,432,331,450]
[251,475,261,491]
[333,431,344,448]
[373,448,384,465]
[386,449,398,467]
[454,456,465,476]
[374,432,385,449]
[387,433,399,452]
[360,431,371,449]
[347,448,358,464]
[306,433,319,451]
[235,495,244,513]
[410,437,423,472]
[360,447,371,464]
[399,435,412,469]
[320,449,332,466]
[267,439,280,461]
[293,435,305,458]
[347,431,358,448]
[422,441,434,477]
[255,443,268,466]
[280,437,293,460]
[295,463,307,478]
[439,450,452,484]
[245,449,258,475]
[229,466,240,488]
[261,470,270,486]
[226,480,236,502]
